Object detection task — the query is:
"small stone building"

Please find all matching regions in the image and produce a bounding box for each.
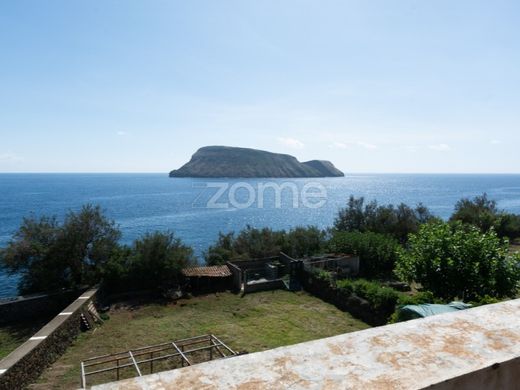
[182,265,232,294]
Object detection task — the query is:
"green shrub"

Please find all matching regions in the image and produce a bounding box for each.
[0,205,121,294]
[334,195,436,242]
[204,226,327,265]
[101,231,196,293]
[282,226,328,258]
[469,295,501,307]
[315,269,333,283]
[396,290,439,307]
[450,193,520,239]
[127,231,196,291]
[396,221,520,300]
[328,231,400,279]
[336,278,401,313]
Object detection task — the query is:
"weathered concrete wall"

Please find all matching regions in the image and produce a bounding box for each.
[0,289,83,326]
[92,298,520,390]
[0,288,98,390]
[227,262,242,291]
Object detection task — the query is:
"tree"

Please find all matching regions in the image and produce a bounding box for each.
[450,193,520,239]
[450,193,498,232]
[0,205,121,294]
[204,226,327,265]
[334,195,436,242]
[328,231,400,279]
[205,232,235,266]
[396,221,520,300]
[127,231,195,290]
[282,226,327,258]
[232,226,286,259]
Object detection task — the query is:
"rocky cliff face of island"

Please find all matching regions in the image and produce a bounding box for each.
[169,146,344,178]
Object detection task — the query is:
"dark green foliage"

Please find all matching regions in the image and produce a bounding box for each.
[495,213,520,240]
[469,295,501,306]
[334,195,436,242]
[396,221,520,300]
[205,226,327,265]
[122,232,195,292]
[450,193,499,232]
[100,245,133,293]
[396,290,440,306]
[450,193,520,239]
[336,278,401,314]
[309,268,334,284]
[0,205,120,294]
[102,231,195,293]
[205,232,235,266]
[232,226,286,259]
[282,226,328,258]
[328,231,400,279]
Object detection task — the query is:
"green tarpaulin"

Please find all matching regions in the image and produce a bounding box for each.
[398,301,472,321]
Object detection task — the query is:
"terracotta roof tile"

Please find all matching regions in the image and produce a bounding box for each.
[182,265,232,278]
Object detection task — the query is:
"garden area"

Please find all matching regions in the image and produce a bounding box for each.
[31,290,369,389]
[2,193,520,388]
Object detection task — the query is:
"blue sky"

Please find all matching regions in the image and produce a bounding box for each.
[0,0,519,173]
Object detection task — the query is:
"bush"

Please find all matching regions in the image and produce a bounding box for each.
[450,193,520,239]
[0,205,121,294]
[396,221,520,300]
[98,231,197,294]
[336,278,401,313]
[328,231,400,279]
[205,226,327,265]
[282,226,328,258]
[396,290,439,306]
[205,232,235,266]
[334,196,436,242]
[450,193,498,232]
[469,295,501,307]
[126,231,195,291]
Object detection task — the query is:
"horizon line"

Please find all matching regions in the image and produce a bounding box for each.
[1,171,520,175]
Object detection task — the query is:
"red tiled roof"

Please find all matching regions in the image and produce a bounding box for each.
[182,265,232,278]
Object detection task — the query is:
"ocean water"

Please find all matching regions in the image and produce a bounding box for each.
[1,173,520,298]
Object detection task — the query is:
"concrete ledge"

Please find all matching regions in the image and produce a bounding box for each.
[0,289,85,326]
[0,288,98,390]
[92,298,520,390]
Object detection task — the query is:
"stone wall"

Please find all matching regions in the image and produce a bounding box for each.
[243,279,285,294]
[0,288,98,390]
[299,269,389,326]
[0,289,84,326]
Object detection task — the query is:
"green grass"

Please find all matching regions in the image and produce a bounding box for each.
[35,290,369,389]
[0,318,51,359]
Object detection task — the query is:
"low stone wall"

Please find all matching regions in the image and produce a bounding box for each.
[0,289,84,326]
[299,270,389,326]
[243,279,285,294]
[0,288,98,390]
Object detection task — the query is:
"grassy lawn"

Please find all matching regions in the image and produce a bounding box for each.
[34,290,369,389]
[0,318,51,360]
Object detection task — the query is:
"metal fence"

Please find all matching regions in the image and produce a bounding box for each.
[80,334,236,388]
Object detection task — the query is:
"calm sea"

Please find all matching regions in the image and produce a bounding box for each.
[1,173,520,298]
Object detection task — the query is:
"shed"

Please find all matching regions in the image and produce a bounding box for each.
[182,266,232,294]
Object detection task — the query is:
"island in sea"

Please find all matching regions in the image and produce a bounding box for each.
[169,146,344,178]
